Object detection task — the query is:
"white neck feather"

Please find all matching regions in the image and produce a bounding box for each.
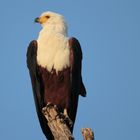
[37,24,70,73]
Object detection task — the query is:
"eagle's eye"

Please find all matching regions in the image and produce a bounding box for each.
[45,15,50,19]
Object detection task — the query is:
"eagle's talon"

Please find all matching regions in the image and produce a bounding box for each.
[46,102,54,108]
[60,118,64,123]
[63,116,73,128]
[59,112,73,127]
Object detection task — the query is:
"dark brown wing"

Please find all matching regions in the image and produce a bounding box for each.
[68,37,86,132]
[69,37,86,97]
[26,40,54,140]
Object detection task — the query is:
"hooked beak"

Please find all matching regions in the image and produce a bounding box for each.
[34,17,40,23]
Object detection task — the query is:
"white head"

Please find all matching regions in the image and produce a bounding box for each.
[35,11,67,35]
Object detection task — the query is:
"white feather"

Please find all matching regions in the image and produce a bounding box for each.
[37,12,70,73]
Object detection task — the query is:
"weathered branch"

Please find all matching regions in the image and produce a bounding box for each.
[42,105,74,140]
[82,128,94,140]
[42,104,94,140]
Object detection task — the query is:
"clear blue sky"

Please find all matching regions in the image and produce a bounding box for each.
[0,0,140,140]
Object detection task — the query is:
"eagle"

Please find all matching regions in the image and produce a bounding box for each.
[27,11,86,140]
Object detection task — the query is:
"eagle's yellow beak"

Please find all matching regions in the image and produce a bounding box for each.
[34,16,48,24]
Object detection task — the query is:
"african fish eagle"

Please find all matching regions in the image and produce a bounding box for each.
[27,11,86,140]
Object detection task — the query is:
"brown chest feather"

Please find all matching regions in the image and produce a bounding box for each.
[38,66,71,110]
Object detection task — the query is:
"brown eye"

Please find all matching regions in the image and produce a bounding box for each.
[45,15,50,19]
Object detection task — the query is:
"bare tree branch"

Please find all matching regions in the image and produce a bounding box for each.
[42,104,94,140]
[82,128,94,140]
[42,105,74,140]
